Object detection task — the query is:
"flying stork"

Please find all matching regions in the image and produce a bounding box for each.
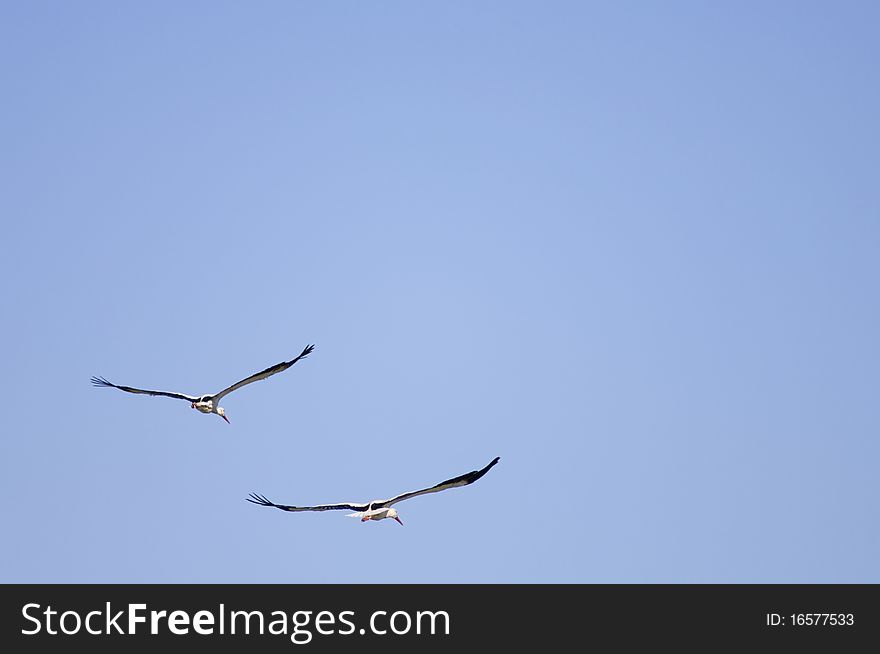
[247,456,500,524]
[91,344,315,423]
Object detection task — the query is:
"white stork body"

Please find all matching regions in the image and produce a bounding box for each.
[192,397,218,416]
[347,506,402,524]
[248,456,500,525]
[92,344,315,423]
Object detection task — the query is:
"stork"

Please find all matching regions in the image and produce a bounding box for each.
[91,344,314,423]
[247,456,500,524]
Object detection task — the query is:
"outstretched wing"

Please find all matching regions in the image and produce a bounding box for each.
[213,344,315,402]
[376,456,501,509]
[246,493,368,513]
[90,376,199,402]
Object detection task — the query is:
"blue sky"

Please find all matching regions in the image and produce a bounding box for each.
[1,2,878,583]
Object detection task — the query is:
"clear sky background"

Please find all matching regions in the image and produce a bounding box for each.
[1,2,878,583]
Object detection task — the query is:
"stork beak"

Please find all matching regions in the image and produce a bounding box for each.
[394,516,403,526]
[221,414,230,424]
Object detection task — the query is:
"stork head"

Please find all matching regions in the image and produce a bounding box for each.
[217,407,230,424]
[387,508,403,526]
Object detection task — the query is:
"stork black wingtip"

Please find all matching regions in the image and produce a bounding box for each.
[249,493,281,509]
[247,493,268,506]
